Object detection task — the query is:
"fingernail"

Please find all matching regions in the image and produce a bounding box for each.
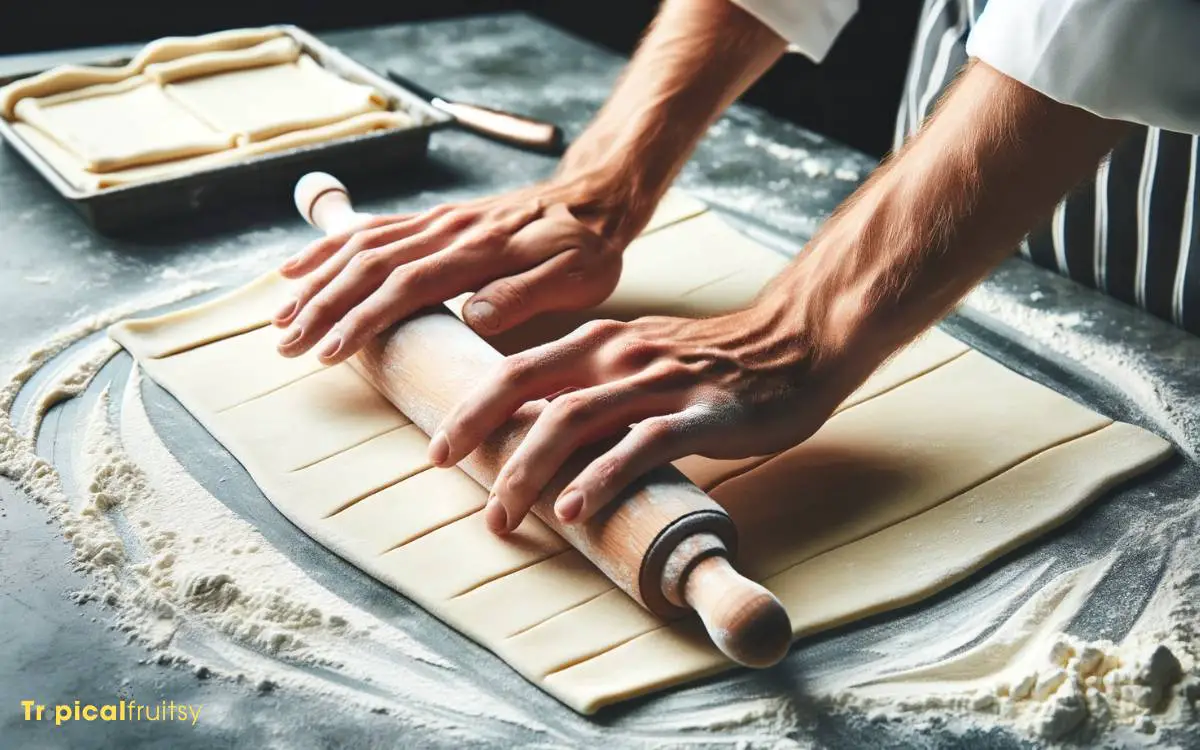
[466,300,497,331]
[274,299,298,324]
[279,257,299,273]
[278,327,303,349]
[484,496,509,534]
[556,491,583,523]
[428,431,449,465]
[319,334,343,361]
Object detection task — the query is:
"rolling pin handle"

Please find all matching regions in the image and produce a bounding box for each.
[682,553,792,669]
[294,171,369,235]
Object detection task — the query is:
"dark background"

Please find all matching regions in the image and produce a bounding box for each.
[1,1,922,157]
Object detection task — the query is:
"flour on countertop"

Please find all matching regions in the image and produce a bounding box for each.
[963,283,1200,458]
[21,337,120,438]
[0,282,218,525]
[836,552,1199,744]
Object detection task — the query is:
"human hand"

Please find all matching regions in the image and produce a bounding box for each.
[427,301,860,534]
[273,174,653,365]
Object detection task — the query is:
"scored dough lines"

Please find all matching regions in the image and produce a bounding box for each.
[754,418,1117,591]
[696,344,973,492]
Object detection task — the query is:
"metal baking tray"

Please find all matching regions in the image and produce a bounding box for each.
[0,25,453,233]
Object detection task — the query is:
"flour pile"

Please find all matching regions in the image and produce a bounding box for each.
[839,555,1198,742]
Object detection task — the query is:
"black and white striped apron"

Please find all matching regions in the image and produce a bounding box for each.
[897,0,1200,335]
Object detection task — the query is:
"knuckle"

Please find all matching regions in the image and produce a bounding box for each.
[657,359,696,384]
[547,393,592,429]
[298,237,330,261]
[348,248,389,275]
[302,294,333,319]
[635,417,674,445]
[385,265,421,296]
[340,233,369,256]
[465,223,508,250]
[438,208,474,232]
[589,455,623,487]
[503,466,537,498]
[334,315,363,342]
[497,356,533,388]
[578,318,622,340]
[616,338,662,369]
[359,225,394,247]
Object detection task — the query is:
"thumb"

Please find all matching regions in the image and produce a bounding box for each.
[464,249,616,335]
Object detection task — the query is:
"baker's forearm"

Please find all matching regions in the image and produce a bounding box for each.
[560,0,786,238]
[772,61,1131,384]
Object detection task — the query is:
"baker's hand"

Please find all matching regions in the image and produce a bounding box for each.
[427,302,857,534]
[273,175,651,364]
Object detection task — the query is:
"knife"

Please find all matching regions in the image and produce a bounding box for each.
[387,69,565,155]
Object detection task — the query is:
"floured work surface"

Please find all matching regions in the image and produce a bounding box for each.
[0,28,412,192]
[109,194,1173,714]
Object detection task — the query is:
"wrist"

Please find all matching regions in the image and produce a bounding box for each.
[550,148,667,247]
[756,192,918,390]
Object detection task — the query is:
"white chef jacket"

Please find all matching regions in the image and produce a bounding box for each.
[733,0,1200,135]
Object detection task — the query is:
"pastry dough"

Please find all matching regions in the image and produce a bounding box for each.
[165,55,387,144]
[143,36,301,85]
[0,27,284,118]
[15,78,233,172]
[109,200,1172,714]
[2,27,407,190]
[13,112,410,192]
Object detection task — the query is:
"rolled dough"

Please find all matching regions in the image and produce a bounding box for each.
[109,198,1173,714]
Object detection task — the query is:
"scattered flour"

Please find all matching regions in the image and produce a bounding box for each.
[741,132,860,183]
[21,337,120,437]
[963,283,1200,458]
[0,282,217,524]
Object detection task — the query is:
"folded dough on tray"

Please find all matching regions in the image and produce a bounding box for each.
[0,27,407,189]
[166,54,388,144]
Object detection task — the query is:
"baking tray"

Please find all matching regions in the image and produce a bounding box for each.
[0,25,454,233]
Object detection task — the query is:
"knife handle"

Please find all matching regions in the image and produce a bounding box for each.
[438,100,564,154]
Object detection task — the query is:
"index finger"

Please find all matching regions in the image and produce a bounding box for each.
[428,335,600,468]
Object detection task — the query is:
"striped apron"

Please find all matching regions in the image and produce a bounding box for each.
[897,0,1200,335]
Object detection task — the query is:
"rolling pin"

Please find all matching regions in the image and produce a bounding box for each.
[293,172,792,668]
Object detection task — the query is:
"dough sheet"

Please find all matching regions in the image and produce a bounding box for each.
[165,55,388,144]
[1,28,407,189]
[109,199,1173,713]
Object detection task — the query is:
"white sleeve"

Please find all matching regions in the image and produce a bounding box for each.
[731,0,858,62]
[966,0,1200,134]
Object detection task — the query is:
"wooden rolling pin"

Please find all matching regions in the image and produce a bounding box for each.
[293,172,792,668]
